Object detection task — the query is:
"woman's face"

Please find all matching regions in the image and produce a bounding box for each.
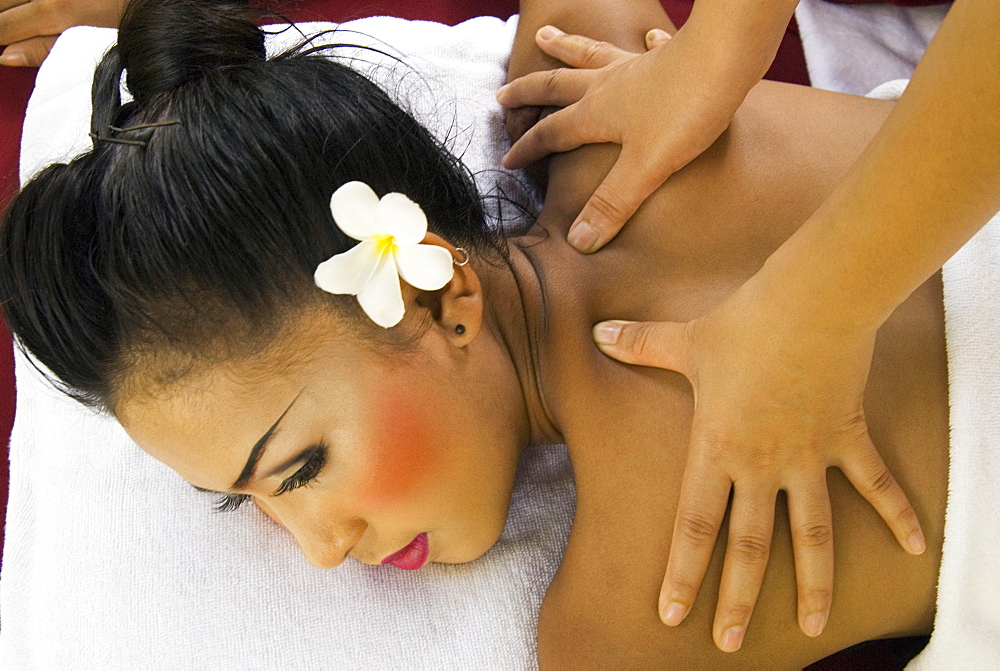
[118,311,528,570]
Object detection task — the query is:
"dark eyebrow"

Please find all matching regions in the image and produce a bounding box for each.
[230,392,301,490]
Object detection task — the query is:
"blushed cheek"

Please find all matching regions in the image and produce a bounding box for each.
[355,386,439,507]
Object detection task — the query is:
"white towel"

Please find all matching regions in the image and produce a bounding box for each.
[795,0,949,95]
[909,192,1000,669]
[1,18,577,669]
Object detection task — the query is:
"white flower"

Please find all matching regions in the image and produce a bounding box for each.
[314,181,455,328]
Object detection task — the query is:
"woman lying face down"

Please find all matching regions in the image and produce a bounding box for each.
[119,273,537,571]
[1,0,952,666]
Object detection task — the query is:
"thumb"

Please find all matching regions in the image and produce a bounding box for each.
[1,36,58,68]
[645,28,672,50]
[592,319,691,372]
[568,147,669,253]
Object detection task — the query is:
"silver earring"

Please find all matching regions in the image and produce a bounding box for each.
[453,248,470,266]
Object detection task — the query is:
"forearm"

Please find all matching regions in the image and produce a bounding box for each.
[761,0,1000,333]
[680,0,798,90]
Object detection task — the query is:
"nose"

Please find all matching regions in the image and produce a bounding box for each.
[297,517,368,569]
[254,499,367,569]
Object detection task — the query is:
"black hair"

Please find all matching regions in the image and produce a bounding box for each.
[0,0,504,411]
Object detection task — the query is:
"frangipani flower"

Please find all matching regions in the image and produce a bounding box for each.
[314,181,455,328]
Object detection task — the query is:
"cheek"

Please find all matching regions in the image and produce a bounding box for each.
[355,385,440,508]
[253,498,287,529]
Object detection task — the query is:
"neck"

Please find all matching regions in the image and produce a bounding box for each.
[476,241,562,447]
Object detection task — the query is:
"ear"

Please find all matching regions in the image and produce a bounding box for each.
[406,232,483,346]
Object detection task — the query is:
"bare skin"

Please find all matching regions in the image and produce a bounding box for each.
[512,79,948,667]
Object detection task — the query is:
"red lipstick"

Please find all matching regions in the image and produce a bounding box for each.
[381,532,429,570]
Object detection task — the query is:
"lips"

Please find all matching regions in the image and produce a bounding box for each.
[381,532,429,570]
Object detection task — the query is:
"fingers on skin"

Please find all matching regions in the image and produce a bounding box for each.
[566,148,671,252]
[503,106,543,144]
[713,483,777,653]
[645,28,672,50]
[501,105,587,169]
[839,437,925,555]
[535,25,632,70]
[496,67,591,110]
[0,0,66,48]
[1,34,56,66]
[787,478,835,638]
[592,319,690,372]
[0,0,29,14]
[0,1,36,46]
[659,465,732,628]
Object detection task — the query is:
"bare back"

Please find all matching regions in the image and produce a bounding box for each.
[519,81,950,668]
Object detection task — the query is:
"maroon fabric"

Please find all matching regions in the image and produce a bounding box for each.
[0,65,34,571]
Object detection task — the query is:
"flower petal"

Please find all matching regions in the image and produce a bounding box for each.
[376,192,427,244]
[394,243,455,291]
[330,181,380,240]
[314,239,382,295]
[357,254,405,328]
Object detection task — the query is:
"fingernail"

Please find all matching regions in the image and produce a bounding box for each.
[495,84,508,101]
[568,221,599,252]
[537,25,563,41]
[646,29,669,45]
[661,601,686,626]
[0,52,28,67]
[803,612,827,637]
[908,530,926,555]
[720,626,745,652]
[592,321,624,346]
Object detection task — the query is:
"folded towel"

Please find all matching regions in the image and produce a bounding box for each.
[795,0,949,95]
[908,188,1000,669]
[1,17,577,669]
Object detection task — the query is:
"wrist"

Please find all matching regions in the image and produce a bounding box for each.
[751,230,892,340]
[681,0,796,88]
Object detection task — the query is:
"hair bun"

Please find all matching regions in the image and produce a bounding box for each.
[117,0,265,102]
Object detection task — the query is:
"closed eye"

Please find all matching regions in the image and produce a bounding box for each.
[271,443,327,497]
[192,486,251,513]
[194,442,327,512]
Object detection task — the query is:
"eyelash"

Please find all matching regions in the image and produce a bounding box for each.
[273,444,327,496]
[211,443,328,513]
[213,493,250,513]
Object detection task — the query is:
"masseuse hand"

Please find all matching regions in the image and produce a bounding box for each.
[593,276,925,652]
[497,25,756,253]
[0,0,123,67]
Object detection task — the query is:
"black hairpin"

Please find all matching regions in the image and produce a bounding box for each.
[89,120,182,148]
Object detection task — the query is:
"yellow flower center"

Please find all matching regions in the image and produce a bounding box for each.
[374,234,397,256]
